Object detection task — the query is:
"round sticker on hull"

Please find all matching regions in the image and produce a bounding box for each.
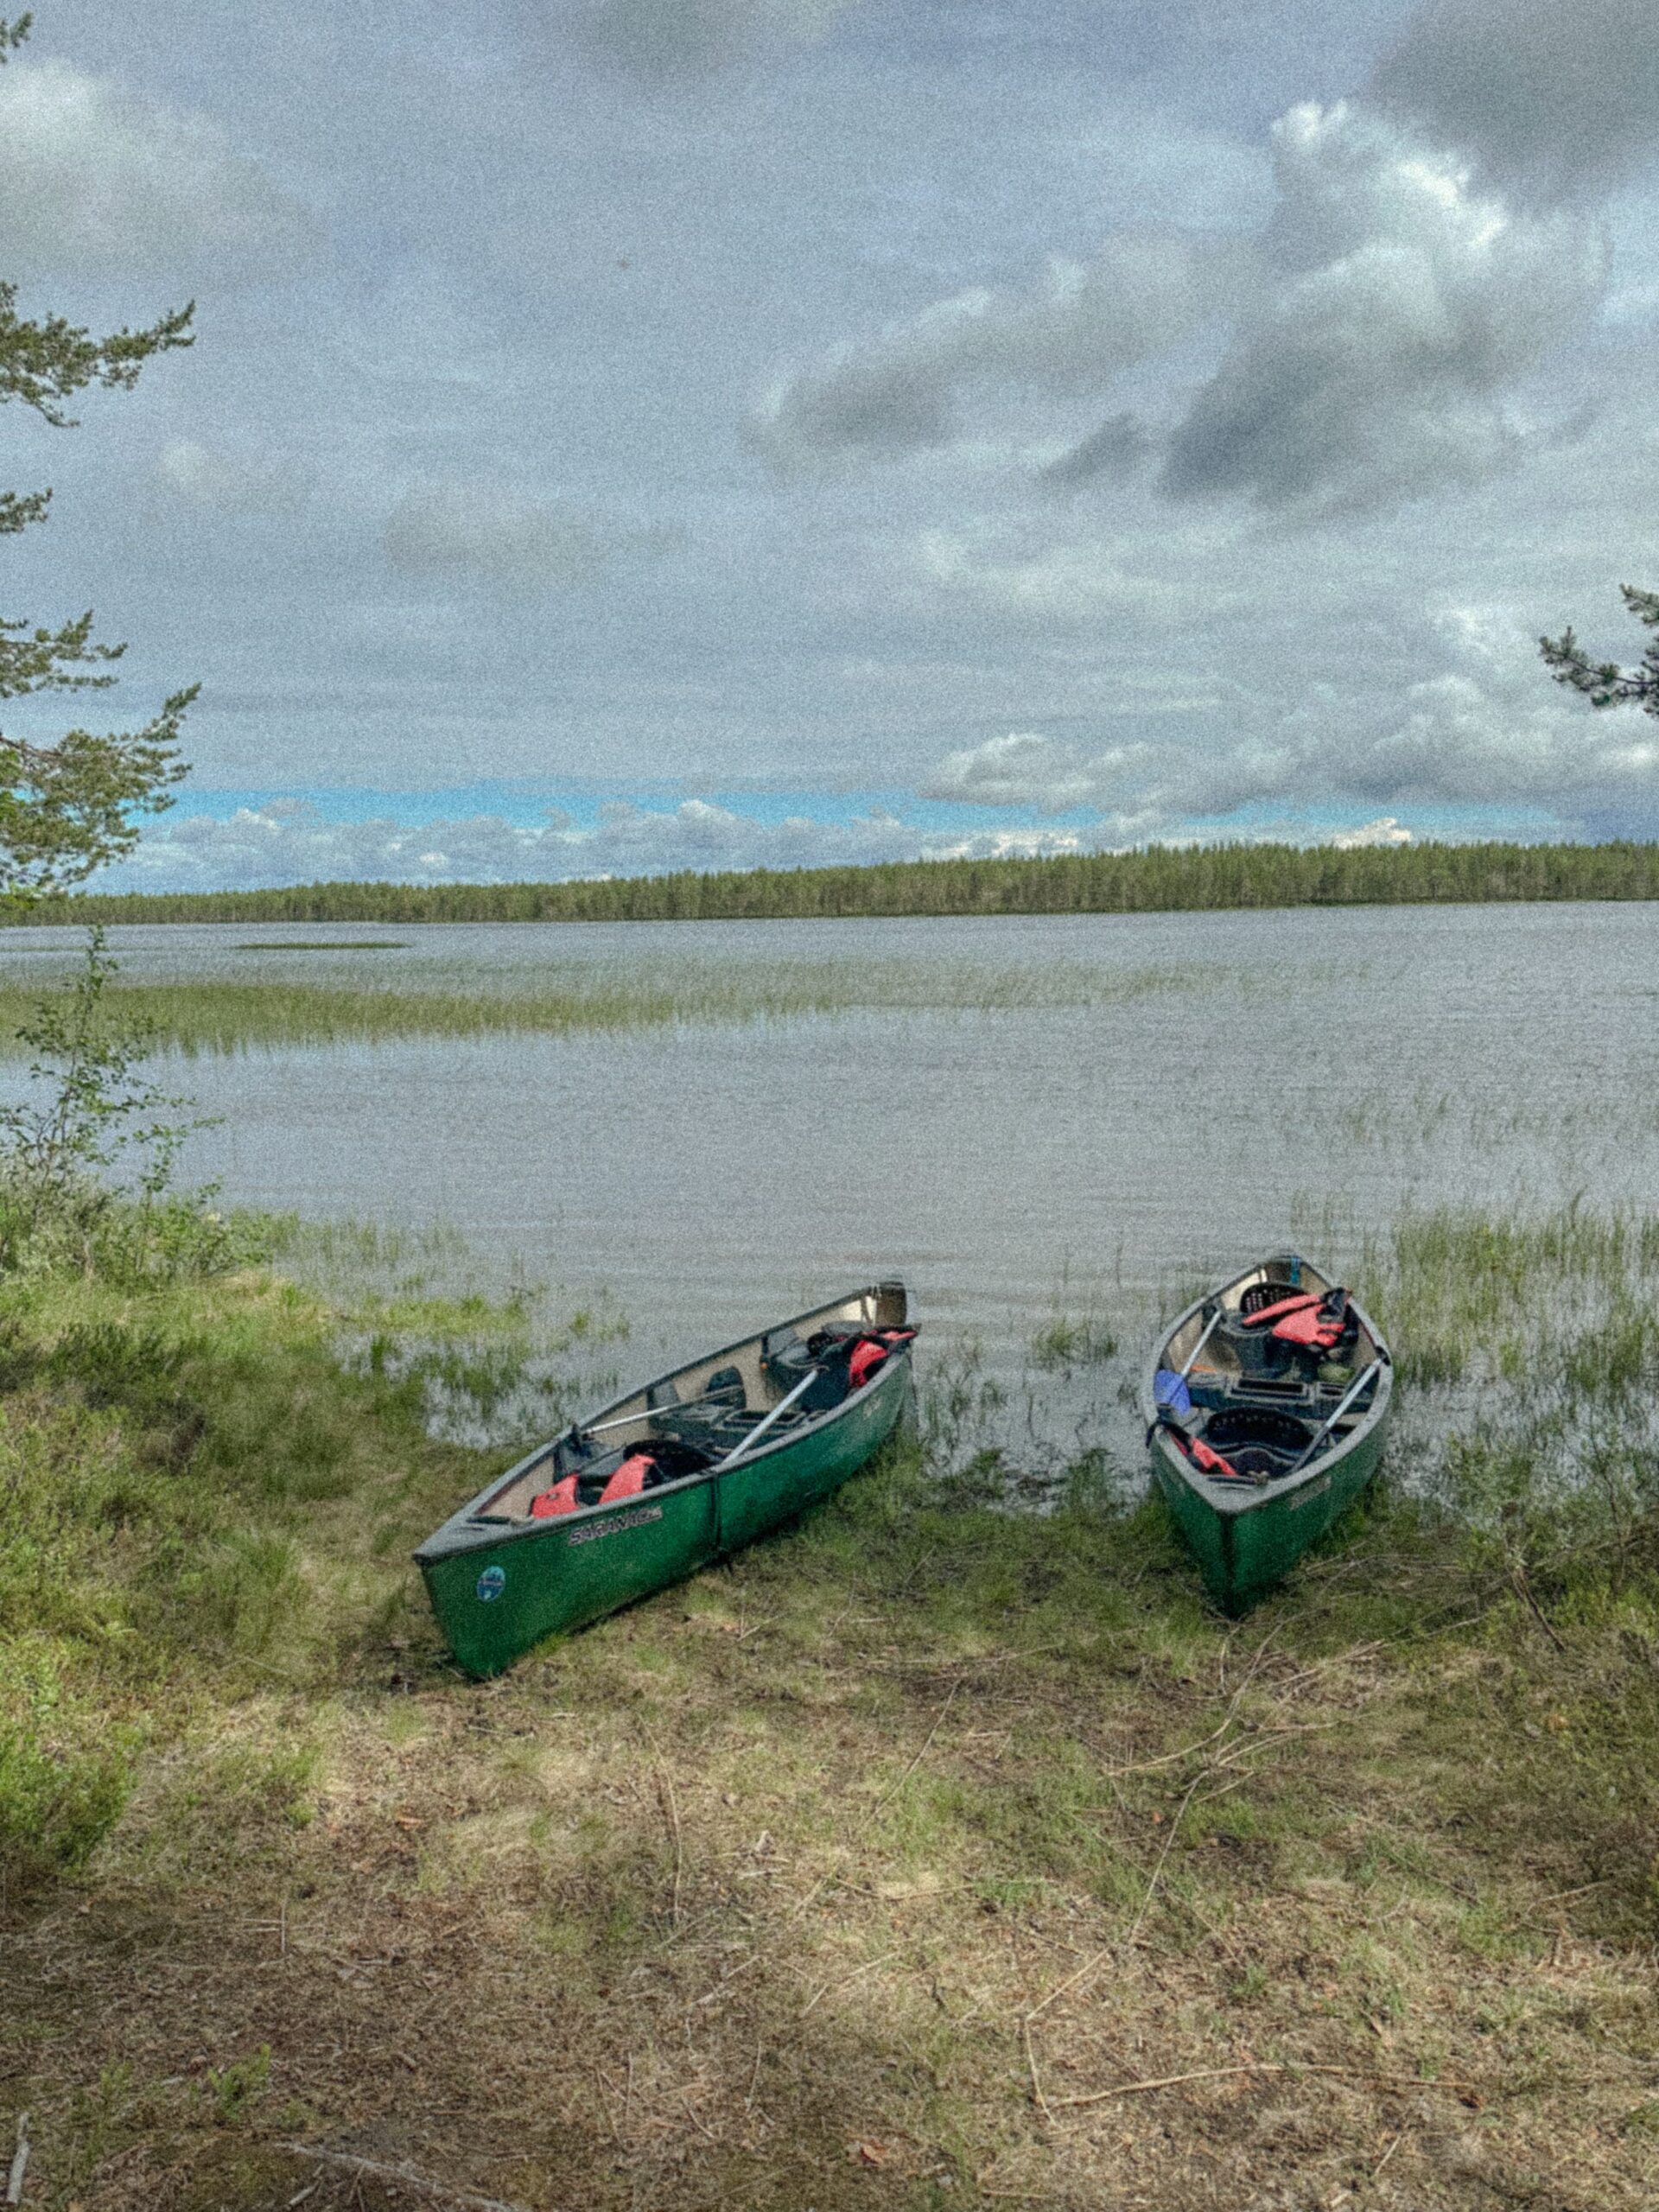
[476,1565,506,1602]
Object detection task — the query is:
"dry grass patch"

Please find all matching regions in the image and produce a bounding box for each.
[6,1222,1659,2208]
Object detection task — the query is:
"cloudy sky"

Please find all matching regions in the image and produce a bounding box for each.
[4,0,1657,888]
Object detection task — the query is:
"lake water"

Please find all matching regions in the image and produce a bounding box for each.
[3,904,1655,1469]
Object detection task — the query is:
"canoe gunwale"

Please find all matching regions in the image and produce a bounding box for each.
[414,1281,910,1565]
[1139,1253,1393,1521]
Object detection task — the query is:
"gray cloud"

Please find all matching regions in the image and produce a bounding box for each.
[747,238,1238,472]
[551,0,859,80]
[1041,411,1153,492]
[1371,0,1659,200]
[384,482,614,594]
[0,56,317,283]
[7,0,1658,865]
[1161,99,1606,513]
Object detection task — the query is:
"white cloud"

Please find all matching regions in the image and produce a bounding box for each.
[1332,817,1413,849]
[97,797,1089,893]
[156,439,307,516]
[917,604,1659,832]
[747,238,1238,472]
[1161,100,1606,514]
[384,482,614,594]
[923,732,1155,814]
[0,57,316,283]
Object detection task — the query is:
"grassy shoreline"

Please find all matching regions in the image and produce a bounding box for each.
[4,1205,1659,2209]
[9,836,1659,928]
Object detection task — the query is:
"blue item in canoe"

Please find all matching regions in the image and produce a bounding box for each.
[1154,1368,1193,1417]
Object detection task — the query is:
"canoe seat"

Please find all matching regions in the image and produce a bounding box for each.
[1202,1408,1313,1478]
[763,1327,813,1391]
[652,1402,806,1456]
[703,1365,747,1408]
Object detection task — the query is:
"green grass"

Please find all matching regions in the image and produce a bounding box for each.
[0,958,1255,1056]
[4,1200,1659,2209]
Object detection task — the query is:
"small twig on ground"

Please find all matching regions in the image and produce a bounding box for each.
[1109,1626,1286,1778]
[891,1546,936,1599]
[680,2087,720,2144]
[1123,1771,1204,1948]
[690,1948,760,2009]
[1023,2018,1053,2124]
[1511,1566,1568,1653]
[660,1770,685,1928]
[1540,1878,1611,1907]
[7,2110,29,2208]
[277,2144,526,2210]
[1269,1641,1387,1700]
[800,1949,898,2018]
[1025,1944,1112,2024]
[871,1677,963,1817]
[1374,2130,1405,2177]
[1052,2062,1482,2111]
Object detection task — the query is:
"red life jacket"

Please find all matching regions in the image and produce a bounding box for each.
[1239,1291,1320,1330]
[849,1338,889,1390]
[530,1471,580,1517]
[599,1451,655,1504]
[1185,1434,1242,1481]
[1271,1304,1344,1351]
[847,1327,917,1393]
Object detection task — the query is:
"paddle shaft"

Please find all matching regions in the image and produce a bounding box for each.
[575,1401,691,1442]
[1179,1304,1224,1380]
[713,1363,824,1470]
[1289,1359,1382,1475]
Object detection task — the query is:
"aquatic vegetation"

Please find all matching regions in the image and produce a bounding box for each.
[1028,1306,1117,1374]
[0,957,1256,1057]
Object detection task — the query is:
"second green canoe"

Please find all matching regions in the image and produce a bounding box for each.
[1141,1254,1393,1611]
[416,1281,915,1676]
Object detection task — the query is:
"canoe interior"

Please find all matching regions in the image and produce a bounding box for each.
[448,1279,907,1535]
[413,1283,915,1675]
[1143,1253,1395,1610]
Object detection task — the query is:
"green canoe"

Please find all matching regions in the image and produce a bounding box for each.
[416,1281,914,1676]
[1141,1255,1394,1611]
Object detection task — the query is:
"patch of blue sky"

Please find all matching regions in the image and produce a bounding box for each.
[159,785,1573,848]
[161,785,1105,836]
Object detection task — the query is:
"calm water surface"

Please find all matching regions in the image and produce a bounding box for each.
[3,905,1655,1459]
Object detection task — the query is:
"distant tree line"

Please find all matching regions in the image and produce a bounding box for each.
[9,839,1659,927]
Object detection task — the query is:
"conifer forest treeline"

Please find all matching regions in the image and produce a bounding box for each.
[7,839,1659,927]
